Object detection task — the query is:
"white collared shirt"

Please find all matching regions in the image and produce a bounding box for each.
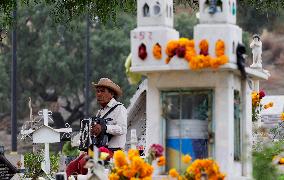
[96,98,127,149]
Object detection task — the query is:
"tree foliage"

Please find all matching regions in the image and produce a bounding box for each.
[0,4,138,127]
[1,0,284,28]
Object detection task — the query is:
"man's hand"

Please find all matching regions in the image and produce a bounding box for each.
[91,124,102,136]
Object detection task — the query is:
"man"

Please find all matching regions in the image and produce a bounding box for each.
[66,78,127,177]
[91,77,127,151]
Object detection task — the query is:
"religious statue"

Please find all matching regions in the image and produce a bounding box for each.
[250,34,262,68]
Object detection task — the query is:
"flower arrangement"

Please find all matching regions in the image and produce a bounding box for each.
[109,144,165,180]
[169,154,225,180]
[189,39,228,70]
[153,43,162,60]
[165,38,195,64]
[251,90,273,122]
[165,38,228,70]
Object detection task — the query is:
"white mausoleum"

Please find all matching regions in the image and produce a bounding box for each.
[129,0,269,179]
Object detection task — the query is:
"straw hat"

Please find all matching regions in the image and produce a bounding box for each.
[92,78,122,97]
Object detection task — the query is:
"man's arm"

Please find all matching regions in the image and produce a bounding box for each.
[106,106,127,136]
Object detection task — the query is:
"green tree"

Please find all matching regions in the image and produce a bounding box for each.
[174,12,198,38]
[1,0,284,28]
[0,4,137,127]
[237,5,279,34]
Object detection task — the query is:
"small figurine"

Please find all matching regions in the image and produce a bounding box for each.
[250,34,262,68]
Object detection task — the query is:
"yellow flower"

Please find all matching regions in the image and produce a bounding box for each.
[140,164,154,178]
[281,113,284,121]
[100,152,109,160]
[122,165,136,178]
[109,173,119,180]
[264,102,273,109]
[280,158,284,164]
[157,156,166,166]
[113,150,128,168]
[169,168,179,178]
[131,156,144,171]
[128,149,139,161]
[182,155,192,164]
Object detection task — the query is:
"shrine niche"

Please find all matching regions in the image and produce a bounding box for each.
[204,0,223,14]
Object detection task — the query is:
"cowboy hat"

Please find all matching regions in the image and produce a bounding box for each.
[92,78,122,97]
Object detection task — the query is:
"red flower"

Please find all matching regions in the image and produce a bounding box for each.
[176,46,186,58]
[138,43,147,60]
[259,90,265,99]
[99,147,111,154]
[99,147,113,160]
[149,144,164,158]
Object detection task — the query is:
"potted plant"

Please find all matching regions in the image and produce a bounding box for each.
[24,152,44,179]
[62,141,80,165]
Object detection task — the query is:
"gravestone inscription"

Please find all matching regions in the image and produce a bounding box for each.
[0,150,17,180]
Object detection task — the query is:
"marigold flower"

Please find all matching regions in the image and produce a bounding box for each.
[264,102,273,109]
[141,177,151,180]
[140,164,154,178]
[215,39,226,57]
[157,156,166,166]
[279,158,284,164]
[128,149,139,161]
[109,173,119,180]
[169,168,179,178]
[199,39,209,56]
[131,156,144,171]
[281,113,284,121]
[122,165,137,178]
[182,154,192,164]
[166,40,179,57]
[113,150,128,167]
[186,158,225,180]
[153,43,162,60]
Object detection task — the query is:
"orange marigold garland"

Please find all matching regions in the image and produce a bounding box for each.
[211,39,228,68]
[153,43,162,60]
[166,38,228,69]
[165,40,179,64]
[189,39,212,70]
[165,38,195,64]
[199,39,209,56]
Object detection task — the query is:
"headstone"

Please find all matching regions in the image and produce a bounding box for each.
[0,146,17,180]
